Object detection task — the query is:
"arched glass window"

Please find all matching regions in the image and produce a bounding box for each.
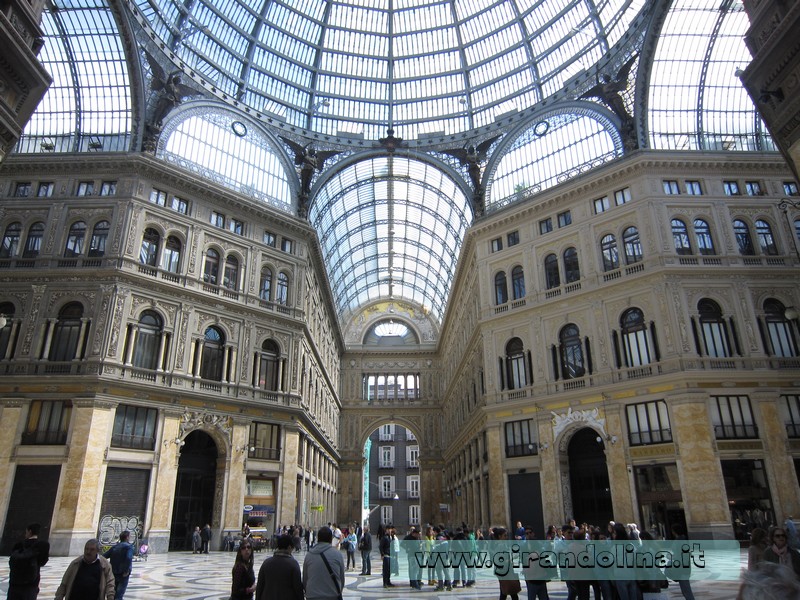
[544,254,560,289]
[693,219,715,255]
[133,310,163,370]
[0,222,22,258]
[258,339,281,390]
[601,234,619,272]
[622,226,642,264]
[733,220,755,255]
[671,219,692,255]
[763,299,798,358]
[559,324,584,379]
[204,249,220,284]
[23,222,45,258]
[140,228,159,266]
[88,220,110,257]
[494,271,508,305]
[511,266,525,300]
[200,326,225,381]
[223,255,239,289]
[755,220,778,255]
[697,299,730,358]
[563,247,580,283]
[260,268,273,301]
[621,308,652,367]
[162,236,182,273]
[276,272,289,305]
[49,302,84,361]
[0,301,15,359]
[64,221,86,257]
[506,337,527,390]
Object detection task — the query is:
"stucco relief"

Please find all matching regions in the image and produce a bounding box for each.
[552,407,608,447]
[20,287,44,356]
[175,309,190,370]
[179,411,233,448]
[124,205,142,256]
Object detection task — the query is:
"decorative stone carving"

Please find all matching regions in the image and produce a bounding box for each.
[552,407,608,440]
[179,411,233,444]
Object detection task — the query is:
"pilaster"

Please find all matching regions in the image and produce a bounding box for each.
[278,427,299,526]
[145,411,182,554]
[221,422,250,536]
[484,425,505,526]
[0,399,25,535]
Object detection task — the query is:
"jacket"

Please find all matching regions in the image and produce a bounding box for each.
[102,541,133,576]
[302,542,344,600]
[55,555,115,600]
[255,550,304,600]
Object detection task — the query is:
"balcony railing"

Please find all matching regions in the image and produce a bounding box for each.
[111,433,156,450]
[249,447,280,461]
[629,428,673,447]
[714,424,759,440]
[21,430,67,445]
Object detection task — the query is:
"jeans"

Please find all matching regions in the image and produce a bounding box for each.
[360,550,371,574]
[113,573,130,600]
[382,556,392,586]
[525,580,550,599]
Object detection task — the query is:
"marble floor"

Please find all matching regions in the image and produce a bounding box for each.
[0,549,745,599]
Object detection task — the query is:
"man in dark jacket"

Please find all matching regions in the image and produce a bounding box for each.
[200,524,212,554]
[102,530,134,600]
[358,525,373,575]
[380,525,394,588]
[255,535,303,600]
[7,523,50,600]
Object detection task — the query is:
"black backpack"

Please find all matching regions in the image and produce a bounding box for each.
[9,544,39,586]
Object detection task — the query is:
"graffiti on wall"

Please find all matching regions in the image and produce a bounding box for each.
[98,514,144,549]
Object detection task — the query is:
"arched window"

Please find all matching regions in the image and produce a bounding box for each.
[260,267,273,301]
[544,253,560,289]
[671,219,692,255]
[763,299,798,357]
[755,220,778,255]
[693,218,715,255]
[733,220,755,255]
[600,234,619,272]
[0,302,15,359]
[23,222,45,258]
[64,221,86,257]
[258,339,281,390]
[200,326,225,381]
[88,220,109,257]
[49,302,84,361]
[223,255,239,289]
[494,271,508,305]
[140,228,159,266]
[697,299,731,358]
[162,236,182,273]
[0,222,22,258]
[276,272,289,305]
[204,249,220,285]
[559,324,585,379]
[563,247,580,283]
[622,226,642,264]
[511,266,525,300]
[133,310,163,370]
[505,337,527,390]
[621,308,652,367]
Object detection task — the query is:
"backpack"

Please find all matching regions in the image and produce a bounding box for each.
[9,545,39,586]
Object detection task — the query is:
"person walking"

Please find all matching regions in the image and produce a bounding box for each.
[230,540,257,600]
[54,539,115,600]
[192,527,201,554]
[255,534,303,600]
[7,523,50,600]
[102,530,134,600]
[358,526,372,575]
[201,524,213,554]
[303,527,345,600]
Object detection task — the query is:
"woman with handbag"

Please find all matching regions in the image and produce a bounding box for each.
[230,541,256,600]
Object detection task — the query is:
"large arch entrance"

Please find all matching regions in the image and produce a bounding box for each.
[568,427,612,526]
[169,430,218,550]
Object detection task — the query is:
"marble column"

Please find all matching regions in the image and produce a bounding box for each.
[146,412,183,553]
[278,427,299,527]
[538,414,562,530]
[484,425,505,526]
[0,399,25,526]
[605,406,635,524]
[222,422,249,536]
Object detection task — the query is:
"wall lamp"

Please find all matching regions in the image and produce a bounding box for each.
[164,437,185,448]
[0,315,7,328]
[596,435,618,446]
[785,307,799,321]
[759,88,784,103]
[238,444,255,453]
[538,442,549,451]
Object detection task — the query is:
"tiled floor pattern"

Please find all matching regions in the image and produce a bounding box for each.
[0,550,745,599]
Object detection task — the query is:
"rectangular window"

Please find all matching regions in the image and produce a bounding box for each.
[76,181,94,196]
[614,187,631,205]
[784,395,800,438]
[685,180,703,195]
[507,231,519,247]
[407,445,419,468]
[784,181,799,197]
[37,182,54,197]
[594,196,610,214]
[229,218,244,235]
[745,181,762,196]
[557,211,572,227]
[504,419,537,457]
[246,479,274,496]
[171,196,189,214]
[150,189,168,206]
[409,505,420,525]
[663,180,680,195]
[111,405,157,450]
[381,505,393,525]
[263,231,277,247]
[539,218,552,234]
[379,424,394,441]
[379,445,395,468]
[379,475,395,499]
[281,238,294,253]
[248,422,281,460]
[22,400,71,445]
[491,237,503,252]
[408,475,420,498]
[14,183,32,197]
[723,181,740,196]
[99,181,117,196]
[210,211,225,228]
[712,395,757,439]
[626,401,672,446]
